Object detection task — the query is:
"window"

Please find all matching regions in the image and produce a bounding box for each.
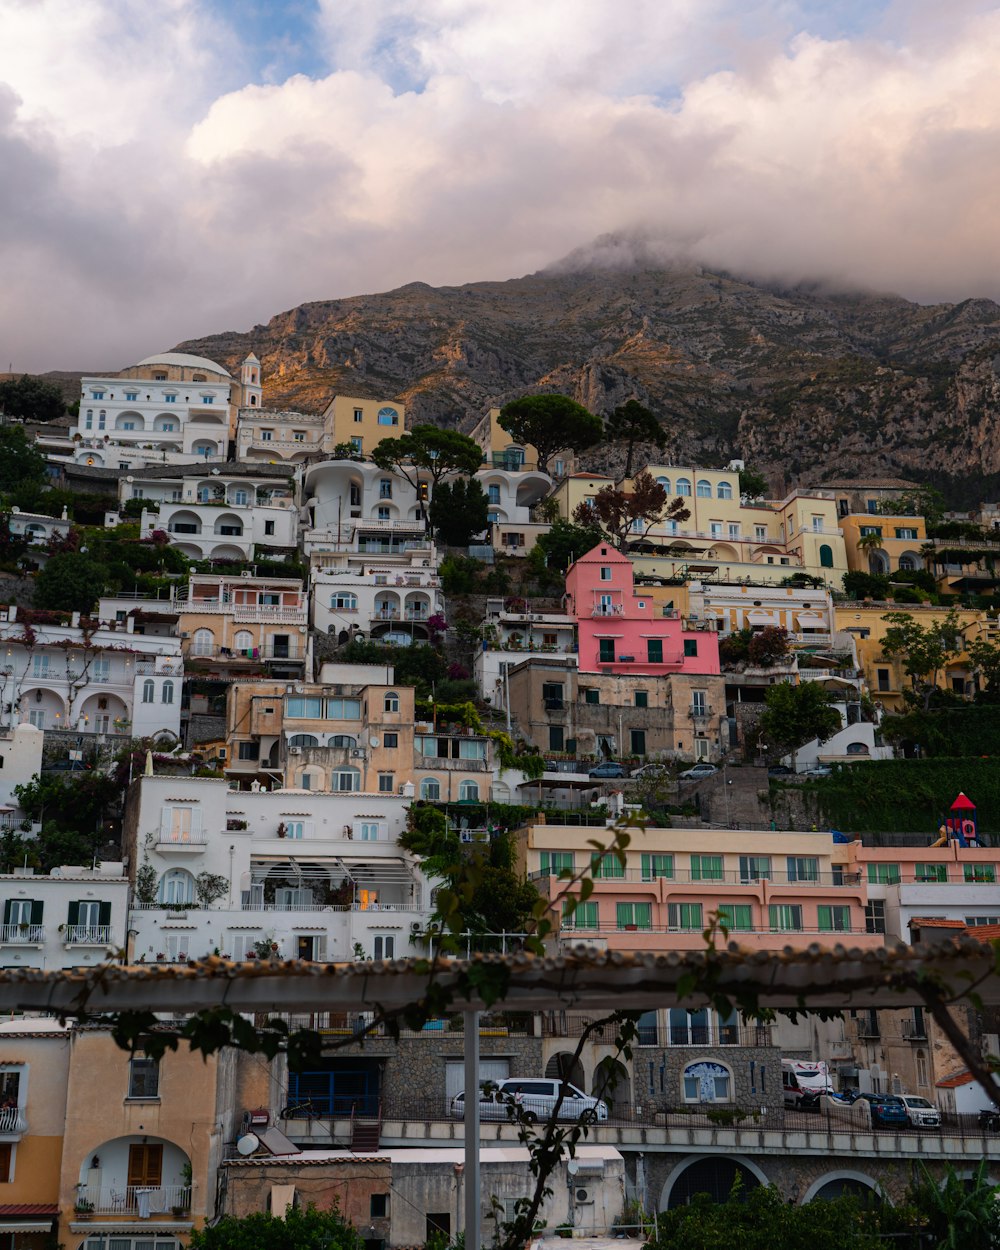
[683,1061,731,1102]
[160,680,174,705]
[371,1194,389,1219]
[710,522,723,538]
[683,639,698,657]
[237,742,260,760]
[599,638,615,663]
[458,780,479,802]
[634,690,648,708]
[32,654,49,678]
[420,777,441,800]
[599,566,612,581]
[383,692,400,713]
[591,852,624,880]
[502,532,525,547]
[377,407,399,425]
[377,506,391,521]
[641,853,673,881]
[895,527,918,540]
[260,429,273,441]
[351,437,363,454]
[128,1056,160,1099]
[865,899,886,934]
[142,679,154,703]
[91,390,105,400]
[358,822,381,842]
[487,484,501,505]
[378,773,395,793]
[541,851,574,875]
[728,523,740,538]
[819,543,834,568]
[691,689,707,715]
[965,864,996,883]
[647,638,663,663]
[818,905,852,932]
[877,668,892,692]
[739,855,771,882]
[668,902,702,929]
[583,688,599,705]
[192,628,213,657]
[563,900,598,929]
[324,698,362,720]
[549,726,564,752]
[292,430,305,442]
[867,863,901,885]
[716,903,753,931]
[616,902,652,929]
[332,767,361,792]
[717,481,733,499]
[125,391,138,401]
[769,904,802,931]
[331,592,359,611]
[384,732,398,748]
[914,863,947,883]
[787,856,819,883]
[754,525,767,541]
[860,525,882,537]
[121,420,136,430]
[354,408,364,423]
[696,479,712,497]
[164,393,177,403]
[675,477,691,496]
[630,729,646,755]
[691,854,723,881]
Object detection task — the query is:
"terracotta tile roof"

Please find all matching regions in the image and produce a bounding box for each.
[964,925,1000,942]
[0,1205,59,1216]
[936,1070,975,1089]
[910,918,966,929]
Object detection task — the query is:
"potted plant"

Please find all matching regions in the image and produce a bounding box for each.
[74,1198,95,1216]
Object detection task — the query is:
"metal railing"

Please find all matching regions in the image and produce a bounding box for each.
[0,924,44,944]
[530,867,862,887]
[76,1184,191,1217]
[0,1107,27,1133]
[64,925,115,945]
[539,1013,777,1047]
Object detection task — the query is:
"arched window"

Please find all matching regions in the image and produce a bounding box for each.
[696,479,712,498]
[682,1060,732,1103]
[717,482,733,499]
[331,766,360,792]
[142,679,155,704]
[331,592,358,611]
[234,630,253,652]
[160,868,195,906]
[898,554,916,571]
[384,692,399,713]
[288,733,319,747]
[161,680,174,705]
[192,628,213,657]
[458,780,480,802]
[420,777,441,801]
[656,476,671,492]
[819,544,834,568]
[328,734,357,748]
[675,477,692,497]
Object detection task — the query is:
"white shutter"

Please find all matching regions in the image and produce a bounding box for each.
[379,823,388,841]
[159,808,170,838]
[190,807,203,836]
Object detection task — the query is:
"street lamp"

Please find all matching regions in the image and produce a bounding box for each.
[425,449,440,535]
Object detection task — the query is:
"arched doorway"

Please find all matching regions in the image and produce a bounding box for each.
[593,1056,631,1117]
[544,1051,585,1090]
[662,1156,766,1208]
[803,1172,884,1204]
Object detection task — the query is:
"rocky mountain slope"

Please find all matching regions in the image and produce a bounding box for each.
[176,262,1000,493]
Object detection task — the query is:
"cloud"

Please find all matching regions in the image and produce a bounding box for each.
[3,0,1000,370]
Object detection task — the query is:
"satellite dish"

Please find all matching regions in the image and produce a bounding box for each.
[236,1134,259,1156]
[369,736,380,748]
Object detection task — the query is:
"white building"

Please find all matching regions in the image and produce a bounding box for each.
[474,600,577,703]
[60,352,262,470]
[7,508,72,563]
[0,606,183,738]
[0,724,44,824]
[124,775,433,964]
[311,562,444,644]
[0,863,128,970]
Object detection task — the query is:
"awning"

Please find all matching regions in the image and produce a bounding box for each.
[0,1222,53,1233]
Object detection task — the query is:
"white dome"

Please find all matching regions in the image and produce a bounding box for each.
[135,352,231,378]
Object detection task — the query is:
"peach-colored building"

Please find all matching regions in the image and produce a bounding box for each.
[565,543,720,677]
[177,573,310,681]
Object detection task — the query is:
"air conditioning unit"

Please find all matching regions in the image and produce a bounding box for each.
[240,570,252,578]
[350,749,367,758]
[410,921,422,933]
[574,1187,595,1205]
[289,746,301,755]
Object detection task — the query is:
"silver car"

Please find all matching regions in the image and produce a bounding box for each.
[450,1078,608,1124]
[897,1094,941,1128]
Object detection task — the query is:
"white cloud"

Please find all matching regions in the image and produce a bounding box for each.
[3,0,1000,370]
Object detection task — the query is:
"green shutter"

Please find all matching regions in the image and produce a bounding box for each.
[67,901,80,927]
[30,900,43,925]
[2,901,10,925]
[99,901,112,926]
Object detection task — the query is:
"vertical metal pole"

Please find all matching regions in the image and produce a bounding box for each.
[464,1010,480,1250]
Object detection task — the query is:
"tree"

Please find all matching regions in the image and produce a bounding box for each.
[0,425,46,493]
[881,609,965,711]
[498,395,602,474]
[573,471,690,551]
[605,400,667,478]
[877,485,946,525]
[857,530,885,574]
[430,477,489,546]
[843,570,890,600]
[738,467,769,501]
[967,633,1000,703]
[747,625,791,668]
[371,426,484,528]
[531,518,604,572]
[33,551,108,612]
[760,680,842,767]
[189,1203,363,1250]
[0,375,66,423]
[195,872,229,907]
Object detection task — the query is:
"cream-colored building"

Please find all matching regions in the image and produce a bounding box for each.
[321,395,406,459]
[467,407,576,478]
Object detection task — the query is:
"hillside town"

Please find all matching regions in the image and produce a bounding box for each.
[0,352,999,1248]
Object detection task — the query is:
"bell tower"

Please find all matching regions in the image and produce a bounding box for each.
[240,353,262,408]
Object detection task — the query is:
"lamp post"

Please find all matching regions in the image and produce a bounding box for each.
[425,448,439,536]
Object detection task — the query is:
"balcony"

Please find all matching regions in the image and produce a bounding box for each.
[76,1185,191,1218]
[64,925,115,946]
[0,1106,28,1135]
[0,924,44,945]
[688,705,713,720]
[901,1018,928,1041]
[531,867,861,887]
[154,831,208,853]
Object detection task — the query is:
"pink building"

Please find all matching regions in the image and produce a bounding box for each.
[565,544,720,676]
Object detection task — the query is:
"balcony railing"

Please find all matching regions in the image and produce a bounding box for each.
[0,924,44,944]
[531,868,862,887]
[688,706,713,719]
[901,1018,928,1040]
[0,1106,27,1134]
[76,1184,191,1217]
[539,1012,776,1047]
[64,925,115,945]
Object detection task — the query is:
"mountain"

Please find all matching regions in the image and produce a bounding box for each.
[175,261,1000,494]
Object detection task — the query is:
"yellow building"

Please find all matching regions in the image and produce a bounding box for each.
[467,408,576,477]
[840,514,927,576]
[320,395,406,458]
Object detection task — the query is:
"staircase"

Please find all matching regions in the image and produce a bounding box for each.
[349,1101,382,1153]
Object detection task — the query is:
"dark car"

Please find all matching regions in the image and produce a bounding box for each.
[768,764,795,777]
[857,1093,908,1127]
[589,762,627,779]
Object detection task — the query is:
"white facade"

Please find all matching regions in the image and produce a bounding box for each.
[312,564,444,643]
[125,776,433,964]
[0,606,183,738]
[688,581,837,648]
[475,605,577,701]
[139,497,298,562]
[881,882,1000,944]
[305,459,427,535]
[7,508,72,560]
[478,467,552,531]
[0,724,44,819]
[0,864,128,970]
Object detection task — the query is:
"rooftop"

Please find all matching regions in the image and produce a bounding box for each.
[134,352,232,377]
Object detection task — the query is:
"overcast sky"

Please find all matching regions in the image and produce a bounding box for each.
[3,0,1000,372]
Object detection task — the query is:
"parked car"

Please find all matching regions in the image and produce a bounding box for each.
[678,763,718,781]
[856,1093,908,1127]
[589,762,627,779]
[631,763,670,780]
[450,1078,608,1124]
[767,764,794,777]
[897,1094,941,1128]
[802,765,833,777]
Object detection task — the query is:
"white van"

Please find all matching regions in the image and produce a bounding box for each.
[450,1078,609,1124]
[782,1059,833,1110]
